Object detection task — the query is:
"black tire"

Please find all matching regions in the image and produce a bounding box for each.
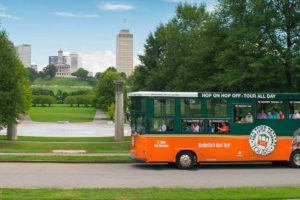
[289,150,300,168]
[176,151,195,170]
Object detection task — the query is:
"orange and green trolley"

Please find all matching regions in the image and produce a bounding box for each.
[128,91,300,169]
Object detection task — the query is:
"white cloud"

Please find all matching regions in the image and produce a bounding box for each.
[80,50,116,74]
[99,3,135,11]
[79,50,140,74]
[0,13,20,20]
[54,12,99,18]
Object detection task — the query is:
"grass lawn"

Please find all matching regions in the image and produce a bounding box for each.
[0,155,131,162]
[1,187,300,200]
[28,104,96,122]
[32,77,92,87]
[0,136,130,162]
[0,136,130,142]
[0,141,129,153]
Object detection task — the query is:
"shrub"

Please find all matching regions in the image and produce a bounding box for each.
[64,96,77,107]
[32,95,56,107]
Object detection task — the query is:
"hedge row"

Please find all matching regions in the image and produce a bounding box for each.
[32,95,56,107]
[64,95,94,107]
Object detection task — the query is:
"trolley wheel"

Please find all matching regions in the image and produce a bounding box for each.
[289,150,300,168]
[176,151,195,170]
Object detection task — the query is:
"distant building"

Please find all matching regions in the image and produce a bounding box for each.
[54,49,71,77]
[116,29,133,76]
[49,51,80,74]
[30,64,38,72]
[16,44,31,68]
[69,53,81,73]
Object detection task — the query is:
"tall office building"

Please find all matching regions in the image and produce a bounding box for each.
[16,44,31,68]
[116,29,133,76]
[70,53,80,73]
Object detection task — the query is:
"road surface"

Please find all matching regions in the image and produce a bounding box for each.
[0,163,299,188]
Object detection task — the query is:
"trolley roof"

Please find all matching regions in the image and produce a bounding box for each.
[128,91,300,100]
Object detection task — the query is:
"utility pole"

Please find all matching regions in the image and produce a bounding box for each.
[114,80,124,141]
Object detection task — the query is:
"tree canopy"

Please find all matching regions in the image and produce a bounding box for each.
[42,65,57,79]
[129,1,300,92]
[95,67,121,111]
[0,29,32,131]
[71,67,89,80]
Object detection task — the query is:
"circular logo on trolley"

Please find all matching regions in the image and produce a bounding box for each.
[249,125,277,156]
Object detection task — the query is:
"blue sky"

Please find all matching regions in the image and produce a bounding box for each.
[0,0,216,73]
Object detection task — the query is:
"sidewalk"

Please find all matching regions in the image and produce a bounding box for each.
[0,110,131,137]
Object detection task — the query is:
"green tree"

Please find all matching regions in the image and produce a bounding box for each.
[64,96,77,107]
[106,103,115,120]
[43,65,57,79]
[71,68,89,80]
[0,29,32,140]
[27,68,38,82]
[95,68,121,111]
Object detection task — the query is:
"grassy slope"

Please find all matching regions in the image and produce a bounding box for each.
[32,77,91,87]
[28,104,96,122]
[1,187,300,200]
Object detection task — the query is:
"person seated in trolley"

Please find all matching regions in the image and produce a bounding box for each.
[217,122,229,133]
[208,121,216,133]
[257,109,267,119]
[245,112,253,123]
[293,110,300,119]
[191,122,200,132]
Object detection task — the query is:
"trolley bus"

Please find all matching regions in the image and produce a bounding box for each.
[128,91,300,169]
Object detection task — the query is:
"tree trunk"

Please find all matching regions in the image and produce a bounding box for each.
[7,123,17,141]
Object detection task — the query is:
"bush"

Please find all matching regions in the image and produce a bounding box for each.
[32,95,56,107]
[106,103,115,120]
[64,96,77,107]
[64,95,95,107]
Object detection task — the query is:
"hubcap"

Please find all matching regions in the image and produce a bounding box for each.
[179,154,192,168]
[293,153,300,166]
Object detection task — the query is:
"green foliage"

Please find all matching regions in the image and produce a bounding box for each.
[64,96,77,107]
[0,29,32,129]
[32,88,55,96]
[71,67,89,80]
[64,95,94,107]
[26,68,38,82]
[129,2,300,92]
[95,72,102,80]
[43,64,57,79]
[69,90,91,96]
[32,95,56,107]
[95,68,121,111]
[106,102,115,120]
[55,89,68,104]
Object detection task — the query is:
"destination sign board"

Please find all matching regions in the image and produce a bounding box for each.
[200,93,276,99]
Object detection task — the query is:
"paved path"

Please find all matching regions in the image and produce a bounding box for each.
[0,110,131,137]
[0,163,299,188]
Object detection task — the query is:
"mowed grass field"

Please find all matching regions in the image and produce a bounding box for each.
[32,77,92,87]
[1,187,300,200]
[28,104,96,122]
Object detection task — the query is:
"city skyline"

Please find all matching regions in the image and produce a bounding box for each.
[0,0,216,73]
